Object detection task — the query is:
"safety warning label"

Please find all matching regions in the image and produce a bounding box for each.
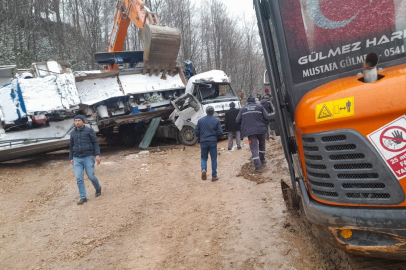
[315,96,354,122]
[368,115,406,180]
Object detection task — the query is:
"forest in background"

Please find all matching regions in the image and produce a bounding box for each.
[0,0,266,96]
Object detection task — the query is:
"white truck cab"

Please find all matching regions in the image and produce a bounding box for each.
[171,70,241,145]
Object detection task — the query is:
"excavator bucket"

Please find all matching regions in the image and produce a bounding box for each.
[139,24,181,76]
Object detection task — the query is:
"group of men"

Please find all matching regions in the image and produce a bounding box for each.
[68,89,274,204]
[195,89,275,181]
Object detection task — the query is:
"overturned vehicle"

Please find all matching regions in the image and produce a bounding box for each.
[170,70,242,145]
[0,61,187,162]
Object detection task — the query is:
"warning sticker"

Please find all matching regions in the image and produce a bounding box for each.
[315,97,354,122]
[368,115,406,180]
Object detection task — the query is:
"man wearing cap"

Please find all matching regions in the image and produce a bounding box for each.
[236,96,269,172]
[195,106,223,181]
[225,102,241,150]
[263,89,272,100]
[69,115,102,205]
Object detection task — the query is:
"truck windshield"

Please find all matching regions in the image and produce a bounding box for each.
[276,0,406,84]
[193,83,237,102]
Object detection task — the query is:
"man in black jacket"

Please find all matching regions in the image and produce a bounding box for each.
[260,96,275,140]
[236,96,269,172]
[224,102,241,150]
[69,115,102,205]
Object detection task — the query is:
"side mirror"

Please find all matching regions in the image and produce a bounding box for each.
[263,70,270,86]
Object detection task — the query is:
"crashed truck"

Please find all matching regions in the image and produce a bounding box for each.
[0,61,241,162]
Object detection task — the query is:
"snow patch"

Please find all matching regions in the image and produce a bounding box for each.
[119,72,185,94]
[76,77,123,105]
[18,76,65,113]
[56,73,80,108]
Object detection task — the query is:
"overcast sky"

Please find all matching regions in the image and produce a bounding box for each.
[194,0,256,20]
[220,0,256,18]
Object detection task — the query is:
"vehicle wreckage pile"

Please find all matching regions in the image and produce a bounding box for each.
[0,62,241,162]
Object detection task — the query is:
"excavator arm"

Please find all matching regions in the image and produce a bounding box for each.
[105,0,181,75]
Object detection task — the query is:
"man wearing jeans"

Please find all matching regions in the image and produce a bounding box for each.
[69,115,102,205]
[195,106,223,181]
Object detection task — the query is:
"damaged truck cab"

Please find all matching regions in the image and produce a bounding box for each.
[171,70,241,145]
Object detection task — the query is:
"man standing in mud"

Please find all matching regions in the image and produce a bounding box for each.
[236,96,269,172]
[69,115,102,205]
[195,106,223,181]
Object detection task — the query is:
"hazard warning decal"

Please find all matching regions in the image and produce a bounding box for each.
[368,115,406,180]
[315,96,354,122]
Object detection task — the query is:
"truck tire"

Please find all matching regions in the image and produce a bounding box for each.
[179,126,198,146]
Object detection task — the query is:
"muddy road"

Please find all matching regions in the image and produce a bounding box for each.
[1,139,406,269]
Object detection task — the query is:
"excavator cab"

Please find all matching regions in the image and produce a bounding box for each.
[254,0,406,260]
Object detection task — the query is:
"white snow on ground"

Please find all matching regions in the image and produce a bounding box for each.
[56,73,80,108]
[18,76,65,113]
[119,72,185,94]
[0,84,19,124]
[76,76,124,105]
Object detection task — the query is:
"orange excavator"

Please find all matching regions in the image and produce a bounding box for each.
[98,0,181,76]
[254,0,406,260]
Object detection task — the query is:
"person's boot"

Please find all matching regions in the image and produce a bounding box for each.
[211,177,219,181]
[261,159,267,166]
[95,188,101,197]
[202,170,207,180]
[228,148,232,151]
[77,198,87,205]
[237,146,241,150]
[255,167,262,173]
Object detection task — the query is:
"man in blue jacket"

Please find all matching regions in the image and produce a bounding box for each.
[69,115,102,205]
[195,106,223,181]
[236,96,269,172]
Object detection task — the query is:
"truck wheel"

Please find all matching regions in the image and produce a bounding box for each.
[121,126,137,147]
[179,126,198,146]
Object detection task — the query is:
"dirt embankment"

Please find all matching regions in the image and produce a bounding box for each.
[0,139,405,269]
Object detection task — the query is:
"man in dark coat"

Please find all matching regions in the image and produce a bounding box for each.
[236,96,269,172]
[263,88,272,100]
[195,106,223,181]
[69,115,102,205]
[225,102,241,150]
[260,96,276,140]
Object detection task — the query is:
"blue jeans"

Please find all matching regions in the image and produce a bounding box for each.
[73,156,101,199]
[201,143,218,178]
